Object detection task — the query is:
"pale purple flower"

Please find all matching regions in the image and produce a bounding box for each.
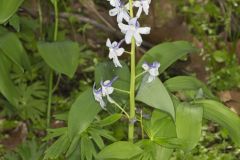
[106,39,125,67]
[93,77,118,108]
[133,0,151,17]
[142,61,160,83]
[118,17,151,46]
[107,0,120,7]
[93,84,106,109]
[109,0,130,23]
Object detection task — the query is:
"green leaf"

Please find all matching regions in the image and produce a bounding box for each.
[195,100,240,146]
[0,32,30,71]
[97,114,122,127]
[136,77,175,120]
[0,52,20,106]
[81,134,96,160]
[176,103,203,151]
[37,41,80,78]
[97,141,142,159]
[68,88,101,139]
[44,132,70,159]
[0,0,24,24]
[164,76,216,99]
[95,61,130,91]
[137,41,197,74]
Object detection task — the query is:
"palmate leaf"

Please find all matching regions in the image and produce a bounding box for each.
[68,88,101,139]
[136,77,175,120]
[136,41,197,75]
[176,103,203,151]
[37,41,80,78]
[195,100,240,146]
[0,0,24,24]
[44,131,71,159]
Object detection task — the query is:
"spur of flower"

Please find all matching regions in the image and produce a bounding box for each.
[133,0,151,17]
[93,77,117,108]
[106,38,125,68]
[108,0,130,23]
[118,17,151,46]
[142,61,160,83]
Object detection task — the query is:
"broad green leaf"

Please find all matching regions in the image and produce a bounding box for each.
[176,103,203,151]
[0,52,20,106]
[145,110,176,160]
[97,141,142,159]
[137,41,197,74]
[164,76,216,99]
[195,100,240,146]
[68,88,101,139]
[44,132,70,159]
[37,41,80,78]
[0,32,30,71]
[136,77,175,120]
[97,114,122,127]
[95,61,130,91]
[0,0,24,24]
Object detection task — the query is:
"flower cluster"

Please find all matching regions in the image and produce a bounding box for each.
[93,0,160,108]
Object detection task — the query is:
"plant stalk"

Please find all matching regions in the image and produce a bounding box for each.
[128,0,136,142]
[47,0,58,128]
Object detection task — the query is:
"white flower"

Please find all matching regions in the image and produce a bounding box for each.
[93,77,118,108]
[93,84,106,109]
[109,0,130,23]
[142,61,160,83]
[118,17,151,46]
[106,38,125,67]
[133,0,151,17]
[107,0,120,7]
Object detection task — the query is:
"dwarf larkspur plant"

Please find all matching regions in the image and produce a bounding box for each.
[38,0,240,159]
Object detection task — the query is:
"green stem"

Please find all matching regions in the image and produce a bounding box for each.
[47,71,53,128]
[111,99,130,118]
[128,0,136,142]
[53,0,59,41]
[135,71,147,79]
[47,0,58,128]
[114,88,130,94]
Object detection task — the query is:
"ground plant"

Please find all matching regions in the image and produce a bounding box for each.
[0,0,239,160]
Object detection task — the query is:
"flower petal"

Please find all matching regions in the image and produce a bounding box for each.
[118,23,129,33]
[115,48,124,56]
[134,32,143,46]
[109,8,119,16]
[142,62,149,71]
[125,31,134,44]
[106,38,112,48]
[138,27,151,34]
